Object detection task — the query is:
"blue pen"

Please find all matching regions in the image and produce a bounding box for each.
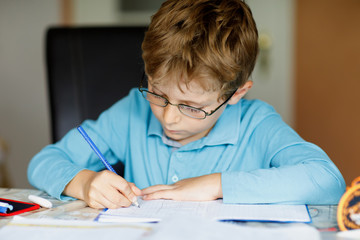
[77,126,140,208]
[0,201,13,213]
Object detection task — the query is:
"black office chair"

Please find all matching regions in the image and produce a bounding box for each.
[46,26,147,175]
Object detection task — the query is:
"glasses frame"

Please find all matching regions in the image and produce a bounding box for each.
[138,73,237,120]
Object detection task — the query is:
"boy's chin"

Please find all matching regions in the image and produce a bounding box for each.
[164,131,188,142]
[165,132,184,141]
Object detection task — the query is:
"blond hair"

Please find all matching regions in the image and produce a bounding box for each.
[142,0,258,99]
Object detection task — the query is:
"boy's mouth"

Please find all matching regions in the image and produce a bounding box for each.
[164,128,182,134]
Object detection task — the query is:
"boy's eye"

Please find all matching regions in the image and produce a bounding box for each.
[152,94,163,100]
[147,91,165,100]
[179,105,202,113]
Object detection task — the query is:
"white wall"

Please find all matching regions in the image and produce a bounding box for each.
[73,0,155,26]
[247,0,295,126]
[74,0,121,25]
[0,0,59,188]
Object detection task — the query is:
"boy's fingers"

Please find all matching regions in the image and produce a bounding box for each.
[109,175,138,204]
[87,198,105,209]
[142,184,173,195]
[129,182,142,196]
[143,189,175,200]
[103,187,133,208]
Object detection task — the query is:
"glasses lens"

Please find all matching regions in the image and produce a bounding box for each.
[178,105,206,119]
[143,91,167,107]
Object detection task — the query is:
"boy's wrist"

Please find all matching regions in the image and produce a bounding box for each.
[214,172,223,199]
[63,169,95,200]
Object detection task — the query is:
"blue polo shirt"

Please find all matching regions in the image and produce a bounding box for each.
[28,88,345,204]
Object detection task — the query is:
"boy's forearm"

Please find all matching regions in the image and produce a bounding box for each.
[142,173,223,201]
[28,146,87,200]
[221,162,345,204]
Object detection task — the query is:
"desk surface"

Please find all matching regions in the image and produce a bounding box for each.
[0,188,339,239]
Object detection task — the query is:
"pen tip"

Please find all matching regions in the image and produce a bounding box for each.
[132,201,140,208]
[132,196,140,208]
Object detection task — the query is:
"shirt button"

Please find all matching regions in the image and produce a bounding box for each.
[171,175,179,182]
[176,153,182,158]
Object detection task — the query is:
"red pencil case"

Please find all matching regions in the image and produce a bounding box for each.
[0,198,40,216]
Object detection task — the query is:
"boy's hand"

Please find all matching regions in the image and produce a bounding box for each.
[64,169,141,209]
[141,173,222,201]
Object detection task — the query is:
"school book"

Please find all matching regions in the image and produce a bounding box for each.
[96,199,311,223]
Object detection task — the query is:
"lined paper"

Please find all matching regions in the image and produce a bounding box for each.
[97,199,311,223]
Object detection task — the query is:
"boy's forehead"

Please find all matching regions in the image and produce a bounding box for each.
[149,72,220,95]
[152,78,219,96]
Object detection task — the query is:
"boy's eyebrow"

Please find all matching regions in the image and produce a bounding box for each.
[151,85,212,107]
[180,98,213,107]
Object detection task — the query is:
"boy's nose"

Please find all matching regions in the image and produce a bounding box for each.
[163,104,181,125]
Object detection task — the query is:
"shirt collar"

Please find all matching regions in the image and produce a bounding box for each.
[147,103,241,149]
[148,113,163,138]
[162,133,182,149]
[198,104,241,147]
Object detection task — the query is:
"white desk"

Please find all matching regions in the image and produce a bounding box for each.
[0,188,339,239]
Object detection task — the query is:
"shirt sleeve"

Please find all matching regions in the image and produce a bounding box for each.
[221,113,346,204]
[27,89,137,200]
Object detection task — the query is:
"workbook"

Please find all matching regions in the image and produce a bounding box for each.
[96,199,311,223]
[1,215,320,240]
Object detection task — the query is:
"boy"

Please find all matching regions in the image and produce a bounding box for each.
[28,0,345,209]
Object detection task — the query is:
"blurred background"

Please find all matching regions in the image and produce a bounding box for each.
[0,0,359,189]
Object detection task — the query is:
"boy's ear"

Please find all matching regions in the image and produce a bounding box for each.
[227,81,253,105]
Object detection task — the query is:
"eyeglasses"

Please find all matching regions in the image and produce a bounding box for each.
[138,74,236,119]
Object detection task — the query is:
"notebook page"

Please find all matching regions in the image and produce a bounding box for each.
[97,199,311,223]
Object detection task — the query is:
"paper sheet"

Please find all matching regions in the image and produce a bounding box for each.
[0,215,320,240]
[98,199,311,223]
[143,215,320,240]
[0,216,151,240]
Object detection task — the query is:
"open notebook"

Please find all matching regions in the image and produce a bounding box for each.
[96,199,311,223]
